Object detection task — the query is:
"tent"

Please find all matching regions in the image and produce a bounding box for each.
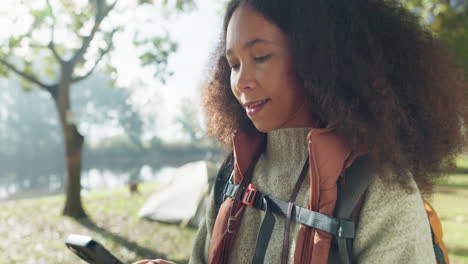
[138,160,219,227]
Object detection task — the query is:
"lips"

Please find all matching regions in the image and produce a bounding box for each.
[244,98,269,108]
[244,98,270,116]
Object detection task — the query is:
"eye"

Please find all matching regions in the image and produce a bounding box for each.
[226,58,240,71]
[254,54,271,63]
[230,64,240,71]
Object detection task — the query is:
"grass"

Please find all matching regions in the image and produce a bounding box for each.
[0,184,197,264]
[0,156,467,263]
[430,156,468,264]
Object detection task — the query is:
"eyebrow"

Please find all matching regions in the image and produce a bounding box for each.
[225,38,272,57]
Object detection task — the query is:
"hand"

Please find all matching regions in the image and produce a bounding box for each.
[131,259,176,264]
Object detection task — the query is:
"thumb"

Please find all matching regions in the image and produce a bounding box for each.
[151,259,176,264]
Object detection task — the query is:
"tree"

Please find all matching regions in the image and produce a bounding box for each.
[0,0,193,218]
[0,78,62,162]
[402,0,468,76]
[0,72,146,164]
[72,73,145,149]
[175,97,201,142]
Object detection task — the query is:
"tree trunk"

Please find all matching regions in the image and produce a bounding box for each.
[61,121,86,218]
[54,69,87,218]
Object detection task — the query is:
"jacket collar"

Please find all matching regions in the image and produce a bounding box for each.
[231,129,266,184]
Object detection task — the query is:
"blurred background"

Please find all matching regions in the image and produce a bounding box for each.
[0,0,466,263]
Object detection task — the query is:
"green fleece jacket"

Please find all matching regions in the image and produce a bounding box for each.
[189,128,436,263]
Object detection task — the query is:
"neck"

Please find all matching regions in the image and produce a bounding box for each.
[279,101,319,129]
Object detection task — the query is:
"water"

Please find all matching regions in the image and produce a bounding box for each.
[0,164,178,202]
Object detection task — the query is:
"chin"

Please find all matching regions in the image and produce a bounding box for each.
[252,122,276,133]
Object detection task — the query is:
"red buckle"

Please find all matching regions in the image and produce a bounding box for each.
[242,184,257,206]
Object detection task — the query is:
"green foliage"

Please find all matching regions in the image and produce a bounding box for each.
[402,0,468,77]
[20,62,35,92]
[43,64,58,79]
[0,0,195,88]
[174,0,194,11]
[139,0,195,14]
[135,0,196,82]
[7,36,23,50]
[60,0,76,11]
[456,155,468,169]
[163,0,196,12]
[137,34,178,84]
[434,5,468,76]
[0,63,10,78]
[30,7,52,24]
[71,7,94,31]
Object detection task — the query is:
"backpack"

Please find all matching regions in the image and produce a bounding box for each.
[212,153,449,264]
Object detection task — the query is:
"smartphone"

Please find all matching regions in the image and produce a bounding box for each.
[65,234,123,264]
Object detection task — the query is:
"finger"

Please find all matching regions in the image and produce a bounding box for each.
[152,259,176,264]
[131,260,152,264]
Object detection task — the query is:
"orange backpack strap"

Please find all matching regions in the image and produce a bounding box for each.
[424,200,449,264]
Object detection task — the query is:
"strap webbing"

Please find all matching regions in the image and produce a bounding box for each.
[223,151,262,260]
[214,153,234,213]
[252,196,276,263]
[282,157,309,264]
[333,156,374,264]
[224,182,356,239]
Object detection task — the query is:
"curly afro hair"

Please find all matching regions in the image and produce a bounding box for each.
[201,0,468,194]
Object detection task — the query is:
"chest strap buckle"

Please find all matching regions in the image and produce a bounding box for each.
[242,184,258,206]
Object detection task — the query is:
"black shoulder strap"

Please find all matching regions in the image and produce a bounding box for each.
[329,156,374,264]
[214,152,234,214]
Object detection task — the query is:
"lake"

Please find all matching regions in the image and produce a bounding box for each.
[0,163,181,201]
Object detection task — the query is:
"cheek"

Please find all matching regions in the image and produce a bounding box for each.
[271,73,304,111]
[230,79,241,102]
[268,66,300,97]
[229,77,235,95]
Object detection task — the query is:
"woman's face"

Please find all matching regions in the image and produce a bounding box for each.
[225,5,316,132]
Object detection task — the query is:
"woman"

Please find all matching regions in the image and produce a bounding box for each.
[135,0,467,263]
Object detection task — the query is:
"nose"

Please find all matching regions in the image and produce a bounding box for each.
[233,65,256,93]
